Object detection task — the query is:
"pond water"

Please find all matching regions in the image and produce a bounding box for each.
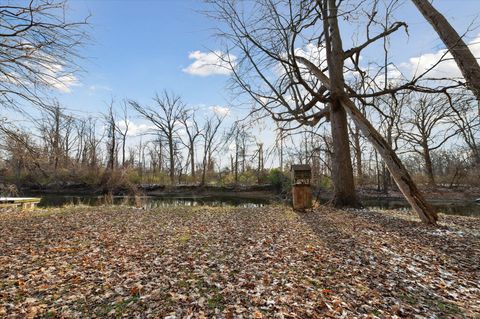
[28,194,480,216]
[35,194,270,209]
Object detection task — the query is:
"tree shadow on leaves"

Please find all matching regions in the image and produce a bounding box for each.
[296,208,479,317]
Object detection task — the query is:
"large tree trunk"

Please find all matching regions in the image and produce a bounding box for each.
[323,0,359,207]
[422,142,436,186]
[411,0,480,101]
[297,56,438,224]
[330,101,359,206]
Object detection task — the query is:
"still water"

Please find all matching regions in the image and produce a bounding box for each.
[36,194,269,209]
[31,194,480,216]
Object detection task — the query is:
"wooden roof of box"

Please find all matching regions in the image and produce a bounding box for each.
[290,164,311,171]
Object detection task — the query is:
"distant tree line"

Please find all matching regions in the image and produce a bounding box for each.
[0,88,478,194]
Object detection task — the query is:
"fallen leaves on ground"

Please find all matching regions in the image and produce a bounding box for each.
[0,205,479,318]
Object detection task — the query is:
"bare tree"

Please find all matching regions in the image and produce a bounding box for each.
[0,121,46,179]
[104,102,117,171]
[62,114,76,166]
[0,0,88,110]
[209,0,438,222]
[411,0,480,102]
[447,92,480,164]
[115,101,130,167]
[301,1,439,223]
[255,142,264,183]
[401,93,456,186]
[209,0,358,206]
[179,109,201,180]
[226,123,253,184]
[130,91,185,185]
[37,101,65,172]
[84,117,103,168]
[200,114,225,185]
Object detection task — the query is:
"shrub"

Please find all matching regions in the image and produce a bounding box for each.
[267,168,291,192]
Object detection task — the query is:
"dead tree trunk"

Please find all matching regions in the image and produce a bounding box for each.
[411,0,480,101]
[297,56,438,224]
[234,142,239,184]
[168,133,175,185]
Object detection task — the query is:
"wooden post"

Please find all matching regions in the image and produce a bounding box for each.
[291,164,313,210]
[292,184,312,210]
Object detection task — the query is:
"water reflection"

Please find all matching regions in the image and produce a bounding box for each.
[37,195,269,209]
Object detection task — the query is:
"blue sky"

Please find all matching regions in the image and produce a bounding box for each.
[54,0,480,116]
[4,0,480,166]
[60,0,232,116]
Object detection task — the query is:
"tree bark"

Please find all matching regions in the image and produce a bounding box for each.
[53,107,60,172]
[122,136,126,167]
[330,101,359,206]
[201,157,207,186]
[422,142,436,186]
[297,56,438,224]
[234,142,239,184]
[190,147,195,179]
[168,134,175,185]
[411,0,480,101]
[352,126,363,184]
[279,135,284,171]
[323,0,359,207]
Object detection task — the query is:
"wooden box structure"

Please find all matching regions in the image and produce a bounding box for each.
[291,164,312,210]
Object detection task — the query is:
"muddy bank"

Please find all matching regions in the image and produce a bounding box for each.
[316,185,480,203]
[145,185,276,199]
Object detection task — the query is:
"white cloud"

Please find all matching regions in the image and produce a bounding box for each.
[400,34,480,80]
[0,44,81,94]
[294,43,328,69]
[26,47,80,93]
[42,62,80,93]
[0,61,79,93]
[89,85,112,92]
[210,105,230,117]
[116,120,155,136]
[183,51,236,76]
[361,64,405,88]
[52,74,79,93]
